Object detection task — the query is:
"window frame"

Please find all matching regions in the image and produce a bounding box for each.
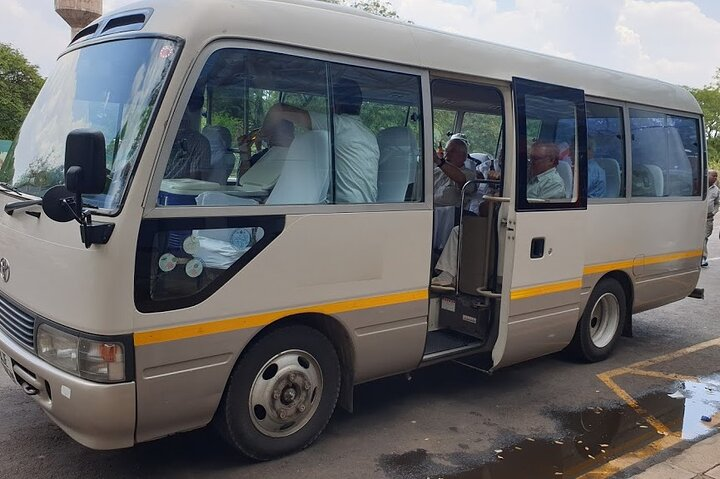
[143,39,431,220]
[585,98,629,203]
[513,77,588,212]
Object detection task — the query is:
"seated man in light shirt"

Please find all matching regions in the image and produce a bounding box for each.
[433,136,476,207]
[527,142,566,200]
[237,119,294,193]
[260,78,379,203]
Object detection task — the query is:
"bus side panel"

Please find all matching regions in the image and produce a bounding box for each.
[133,211,432,442]
[583,202,703,314]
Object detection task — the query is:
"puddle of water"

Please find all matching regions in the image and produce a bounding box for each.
[378,375,720,479]
[677,374,720,440]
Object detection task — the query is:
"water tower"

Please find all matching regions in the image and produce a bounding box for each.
[55,0,103,39]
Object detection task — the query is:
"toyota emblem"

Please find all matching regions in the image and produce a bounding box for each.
[0,258,9,283]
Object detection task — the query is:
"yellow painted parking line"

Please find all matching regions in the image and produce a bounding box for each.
[578,435,682,479]
[621,369,697,382]
[596,372,671,436]
[583,338,720,479]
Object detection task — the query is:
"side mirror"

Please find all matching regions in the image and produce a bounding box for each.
[65,129,106,195]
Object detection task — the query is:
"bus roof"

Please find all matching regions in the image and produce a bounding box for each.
[85,0,701,115]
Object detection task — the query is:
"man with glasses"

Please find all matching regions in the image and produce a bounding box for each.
[527,142,566,200]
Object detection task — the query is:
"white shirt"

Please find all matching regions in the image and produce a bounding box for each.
[433,165,476,207]
[309,112,379,203]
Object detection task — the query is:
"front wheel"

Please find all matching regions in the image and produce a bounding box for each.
[568,278,627,362]
[216,325,341,460]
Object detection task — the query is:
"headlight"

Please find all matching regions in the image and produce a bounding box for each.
[37,324,126,383]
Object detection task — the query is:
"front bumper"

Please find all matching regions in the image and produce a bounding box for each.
[0,328,136,450]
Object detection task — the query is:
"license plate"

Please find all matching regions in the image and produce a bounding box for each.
[0,349,15,383]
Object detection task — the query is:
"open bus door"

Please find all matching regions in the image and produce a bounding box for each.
[495,78,588,368]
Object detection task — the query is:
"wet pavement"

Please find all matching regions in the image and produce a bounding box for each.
[386,375,720,479]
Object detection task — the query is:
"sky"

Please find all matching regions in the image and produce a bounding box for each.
[1,0,719,88]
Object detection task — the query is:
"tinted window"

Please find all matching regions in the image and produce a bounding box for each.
[630,109,701,197]
[159,48,423,207]
[587,103,626,198]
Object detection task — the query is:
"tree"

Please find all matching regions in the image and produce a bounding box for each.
[690,69,720,170]
[0,43,44,140]
[321,0,399,19]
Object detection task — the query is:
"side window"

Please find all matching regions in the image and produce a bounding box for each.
[513,78,587,210]
[158,48,423,207]
[525,97,579,201]
[433,108,457,150]
[430,79,505,210]
[630,109,701,197]
[461,112,503,159]
[329,63,423,203]
[587,102,626,199]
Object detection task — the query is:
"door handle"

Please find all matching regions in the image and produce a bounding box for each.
[530,237,545,258]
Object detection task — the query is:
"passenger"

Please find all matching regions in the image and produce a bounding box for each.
[237,120,295,192]
[703,169,719,267]
[527,142,566,200]
[261,78,379,203]
[434,136,476,207]
[557,141,573,169]
[587,141,607,198]
[164,94,212,180]
[431,155,501,288]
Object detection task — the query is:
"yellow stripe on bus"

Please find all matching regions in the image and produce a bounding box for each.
[511,249,702,301]
[583,249,701,276]
[134,289,428,347]
[510,279,583,301]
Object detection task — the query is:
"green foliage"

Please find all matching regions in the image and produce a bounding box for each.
[0,43,44,141]
[320,0,399,18]
[690,69,720,170]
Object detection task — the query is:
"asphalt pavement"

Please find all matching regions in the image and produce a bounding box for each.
[1,234,719,479]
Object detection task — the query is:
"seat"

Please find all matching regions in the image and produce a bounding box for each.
[376,127,418,202]
[192,192,259,269]
[645,164,664,197]
[202,125,236,185]
[595,158,621,198]
[556,160,573,198]
[265,131,331,205]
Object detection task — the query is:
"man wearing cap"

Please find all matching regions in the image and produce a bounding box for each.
[434,135,476,207]
[262,78,379,203]
[431,135,478,287]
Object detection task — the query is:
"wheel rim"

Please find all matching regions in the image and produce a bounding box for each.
[249,349,324,438]
[589,292,620,348]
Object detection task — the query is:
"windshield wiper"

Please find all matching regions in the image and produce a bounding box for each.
[0,182,24,195]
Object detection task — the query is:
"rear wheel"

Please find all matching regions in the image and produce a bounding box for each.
[216,325,341,460]
[569,278,627,362]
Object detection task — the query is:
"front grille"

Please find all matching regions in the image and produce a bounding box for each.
[0,292,35,349]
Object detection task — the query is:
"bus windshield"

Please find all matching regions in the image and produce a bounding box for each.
[0,37,178,211]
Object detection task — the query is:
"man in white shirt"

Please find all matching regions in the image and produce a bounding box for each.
[703,169,719,267]
[433,137,476,207]
[527,142,566,200]
[261,78,379,203]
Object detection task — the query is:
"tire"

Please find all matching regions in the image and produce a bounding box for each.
[216,325,341,460]
[568,278,627,362]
